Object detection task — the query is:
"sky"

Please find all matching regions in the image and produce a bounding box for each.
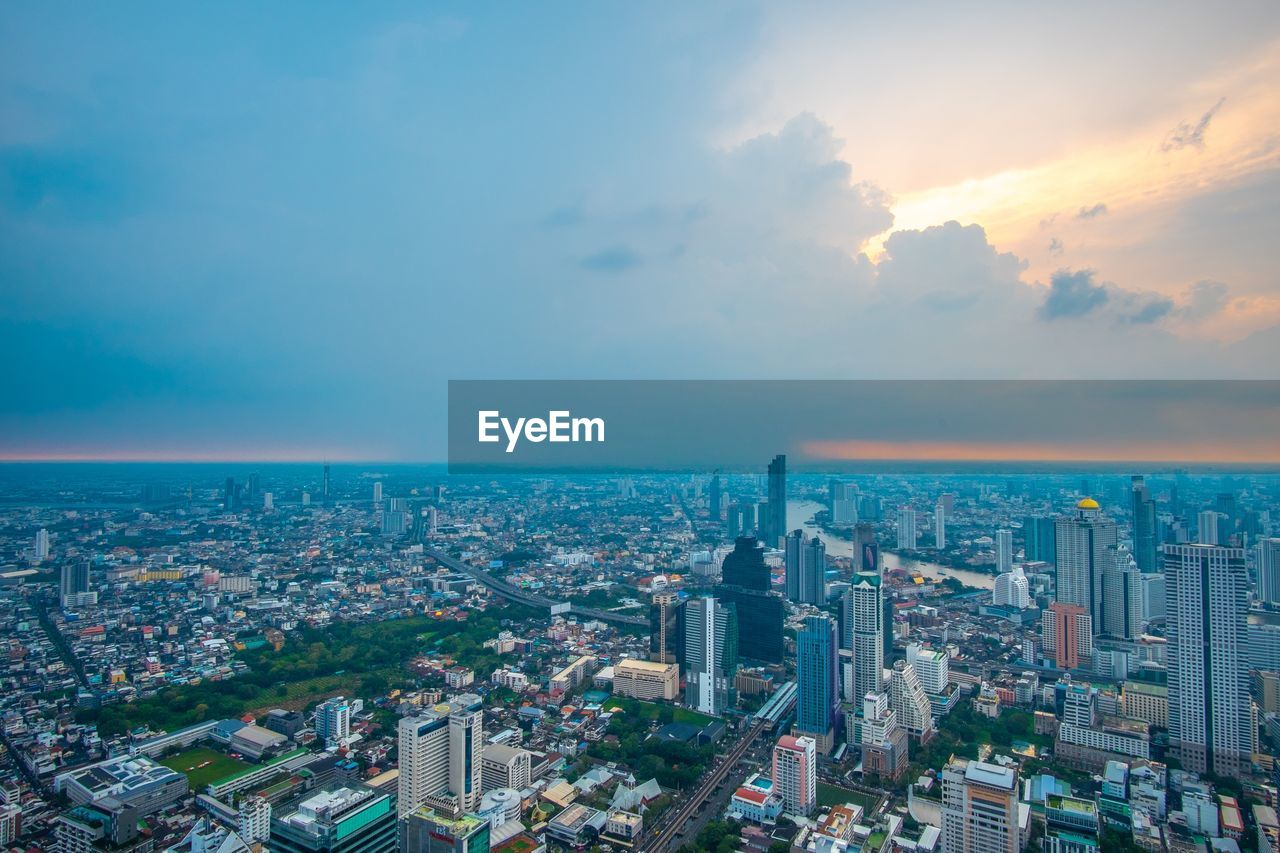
[2,2,1279,461]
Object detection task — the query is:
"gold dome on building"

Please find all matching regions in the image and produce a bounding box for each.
[1076,497,1100,509]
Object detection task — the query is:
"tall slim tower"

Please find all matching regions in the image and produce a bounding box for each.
[897,507,917,550]
[848,572,884,703]
[802,535,826,605]
[784,530,805,602]
[34,528,50,561]
[1100,545,1144,639]
[1166,543,1251,776]
[1054,498,1117,629]
[766,454,787,548]
[322,463,332,502]
[795,615,839,753]
[934,502,946,550]
[373,481,382,505]
[1258,538,1280,607]
[716,537,783,664]
[649,592,686,665]
[709,473,722,523]
[1131,475,1158,572]
[995,529,1013,574]
[1198,510,1221,545]
[448,707,484,813]
[685,597,738,716]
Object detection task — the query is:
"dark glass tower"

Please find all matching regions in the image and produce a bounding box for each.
[722,537,771,592]
[717,537,783,664]
[766,454,786,548]
[1131,475,1158,572]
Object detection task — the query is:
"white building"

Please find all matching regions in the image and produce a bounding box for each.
[237,795,271,844]
[934,502,946,549]
[992,565,1030,610]
[1257,538,1280,607]
[314,697,351,747]
[481,743,532,793]
[889,660,934,740]
[995,529,1013,575]
[397,693,484,818]
[897,506,918,550]
[941,758,1023,853]
[907,643,949,696]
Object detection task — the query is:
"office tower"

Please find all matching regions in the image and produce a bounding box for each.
[795,616,839,753]
[934,502,946,549]
[33,528,50,561]
[224,477,236,511]
[1043,794,1100,852]
[246,472,260,502]
[897,506,918,550]
[831,482,858,525]
[381,503,407,536]
[314,696,351,747]
[771,735,816,817]
[263,492,273,511]
[1165,543,1251,776]
[941,758,1021,853]
[1100,545,1144,640]
[649,592,686,665]
[764,454,787,548]
[717,537,783,663]
[685,597,738,716]
[709,473,722,523]
[784,530,804,601]
[1023,515,1057,564]
[992,565,1030,609]
[1258,538,1280,607]
[301,491,311,506]
[995,529,1013,574]
[481,743,532,793]
[238,795,272,844]
[372,481,382,505]
[270,785,398,853]
[847,572,884,703]
[322,464,331,501]
[907,644,950,696]
[1055,498,1117,628]
[757,500,771,541]
[397,694,484,818]
[727,502,755,540]
[1197,510,1220,545]
[1131,475,1158,572]
[802,536,826,604]
[60,560,92,607]
[402,809,490,853]
[889,660,934,742]
[1042,603,1092,670]
[861,690,909,782]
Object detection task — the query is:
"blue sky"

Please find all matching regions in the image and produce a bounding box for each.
[3,3,1279,459]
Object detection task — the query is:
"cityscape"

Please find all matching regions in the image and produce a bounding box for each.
[0,460,1278,852]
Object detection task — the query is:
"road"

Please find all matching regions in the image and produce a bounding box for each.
[424,547,647,627]
[638,717,770,853]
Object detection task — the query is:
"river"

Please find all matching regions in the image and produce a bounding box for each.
[787,499,995,591]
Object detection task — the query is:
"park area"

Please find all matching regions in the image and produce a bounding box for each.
[159,747,250,790]
[816,782,882,813]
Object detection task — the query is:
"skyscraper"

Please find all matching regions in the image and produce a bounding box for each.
[847,572,884,704]
[322,463,331,502]
[941,758,1022,853]
[934,502,946,549]
[649,592,686,666]
[685,597,738,716]
[717,537,783,664]
[992,566,1030,610]
[765,454,786,548]
[897,506,917,550]
[802,536,826,604]
[708,473,722,523]
[1042,602,1091,670]
[1055,498,1117,629]
[372,481,382,505]
[34,528,49,561]
[889,659,934,743]
[1100,545,1144,640]
[1257,538,1280,607]
[60,560,91,608]
[398,694,485,818]
[795,616,839,753]
[1166,543,1251,776]
[1023,514,1057,564]
[995,529,1013,574]
[771,735,816,817]
[784,530,804,602]
[224,477,237,511]
[1131,475,1158,572]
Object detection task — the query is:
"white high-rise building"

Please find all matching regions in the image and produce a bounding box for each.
[847,573,884,704]
[1101,544,1144,640]
[897,506,918,550]
[373,481,383,505]
[1197,510,1221,545]
[995,529,1013,574]
[1166,543,1251,777]
[34,528,49,561]
[941,758,1022,853]
[314,697,351,747]
[934,501,946,549]
[889,660,934,740]
[992,565,1030,610]
[397,693,484,818]
[685,597,737,716]
[1257,538,1280,607]
[262,492,273,511]
[771,735,816,817]
[907,643,949,696]
[1055,498,1117,630]
[237,795,271,843]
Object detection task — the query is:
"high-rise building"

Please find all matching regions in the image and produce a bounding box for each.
[1043,602,1092,670]
[992,566,1030,610]
[314,697,351,747]
[397,694,484,818]
[889,660,934,742]
[1100,545,1144,640]
[831,481,858,525]
[717,537,783,664]
[784,530,804,602]
[224,477,237,511]
[322,464,331,502]
[907,644,950,696]
[897,506,918,550]
[685,597,738,716]
[941,758,1022,853]
[709,473,722,523]
[649,592,686,665]
[995,529,1013,574]
[372,481,382,505]
[1131,475,1158,572]
[934,502,946,549]
[795,616,839,753]
[1197,510,1220,546]
[765,454,787,548]
[481,743,532,793]
[802,535,826,605]
[1256,538,1280,607]
[238,795,271,844]
[34,528,49,561]
[402,808,490,853]
[847,572,884,703]
[771,735,816,817]
[60,560,92,607]
[1055,498,1117,629]
[270,785,398,853]
[861,690,909,782]
[263,492,273,511]
[1023,515,1057,564]
[1166,543,1251,776]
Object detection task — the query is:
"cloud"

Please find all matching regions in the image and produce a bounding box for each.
[1076,203,1108,219]
[1113,291,1174,325]
[1161,97,1226,152]
[1048,237,1064,255]
[1179,280,1230,320]
[1039,269,1109,320]
[581,246,642,272]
